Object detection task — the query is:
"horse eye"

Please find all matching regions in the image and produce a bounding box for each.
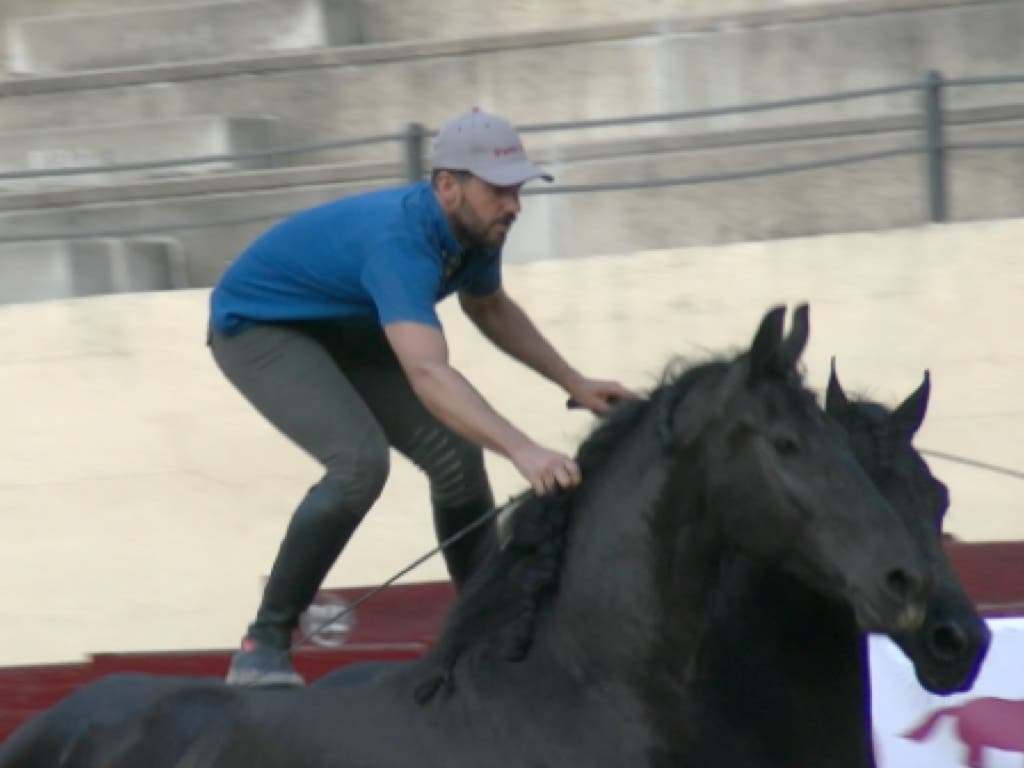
[772,435,801,456]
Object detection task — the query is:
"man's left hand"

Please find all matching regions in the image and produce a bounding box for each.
[567,378,638,416]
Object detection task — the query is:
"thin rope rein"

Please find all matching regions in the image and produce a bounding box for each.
[295,503,505,646]
[920,448,1024,482]
[255,501,506,682]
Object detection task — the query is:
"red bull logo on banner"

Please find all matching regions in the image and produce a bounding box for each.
[871,619,1024,768]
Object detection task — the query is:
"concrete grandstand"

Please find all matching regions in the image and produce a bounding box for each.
[0,0,1021,295]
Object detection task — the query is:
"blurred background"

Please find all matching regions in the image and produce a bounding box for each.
[0,0,1021,674]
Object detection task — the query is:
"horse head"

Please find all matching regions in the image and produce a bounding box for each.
[659,304,931,636]
[826,361,990,693]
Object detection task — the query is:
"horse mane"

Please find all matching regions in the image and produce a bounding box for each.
[414,356,732,703]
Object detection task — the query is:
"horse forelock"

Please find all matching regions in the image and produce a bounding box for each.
[764,370,820,423]
[837,394,922,478]
[842,401,891,469]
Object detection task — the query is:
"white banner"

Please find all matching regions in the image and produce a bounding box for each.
[871,618,1024,768]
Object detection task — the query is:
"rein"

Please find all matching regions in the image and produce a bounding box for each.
[254,499,511,684]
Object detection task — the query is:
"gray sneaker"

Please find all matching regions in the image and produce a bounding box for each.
[225,638,306,688]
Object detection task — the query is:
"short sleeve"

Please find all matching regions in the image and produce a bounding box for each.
[360,243,444,328]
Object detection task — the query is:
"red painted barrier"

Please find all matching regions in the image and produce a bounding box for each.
[940,541,1024,616]
[0,663,96,745]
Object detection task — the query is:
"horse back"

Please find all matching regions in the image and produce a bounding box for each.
[0,672,236,768]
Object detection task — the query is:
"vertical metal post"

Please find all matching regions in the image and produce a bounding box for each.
[403,122,426,182]
[923,70,947,222]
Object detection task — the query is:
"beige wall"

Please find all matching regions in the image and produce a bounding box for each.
[1,217,1022,665]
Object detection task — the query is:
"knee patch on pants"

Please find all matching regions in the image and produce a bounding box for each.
[312,441,390,527]
[407,426,490,509]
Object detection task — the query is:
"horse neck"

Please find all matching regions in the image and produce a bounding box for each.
[538,408,720,705]
[692,556,875,766]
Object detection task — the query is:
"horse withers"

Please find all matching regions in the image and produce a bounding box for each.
[0,304,933,767]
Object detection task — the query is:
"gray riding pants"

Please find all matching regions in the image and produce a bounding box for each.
[209,322,494,648]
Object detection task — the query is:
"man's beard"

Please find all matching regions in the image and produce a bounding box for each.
[453,204,514,250]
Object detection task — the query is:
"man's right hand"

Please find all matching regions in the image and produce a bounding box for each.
[509,442,582,495]
[384,323,583,496]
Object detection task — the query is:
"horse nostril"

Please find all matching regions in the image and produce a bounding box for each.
[927,622,969,662]
[885,567,925,602]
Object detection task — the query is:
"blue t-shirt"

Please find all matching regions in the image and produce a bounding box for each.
[209,181,501,335]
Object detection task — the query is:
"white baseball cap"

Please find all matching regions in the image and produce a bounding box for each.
[430,108,553,186]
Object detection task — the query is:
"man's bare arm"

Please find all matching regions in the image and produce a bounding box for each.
[384,321,580,493]
[459,288,635,413]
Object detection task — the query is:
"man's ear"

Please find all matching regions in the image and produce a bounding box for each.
[434,171,464,212]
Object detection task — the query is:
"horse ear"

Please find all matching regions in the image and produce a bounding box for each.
[891,370,930,439]
[748,305,786,382]
[825,356,852,422]
[778,303,810,369]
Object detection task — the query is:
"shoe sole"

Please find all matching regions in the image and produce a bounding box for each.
[225,669,306,688]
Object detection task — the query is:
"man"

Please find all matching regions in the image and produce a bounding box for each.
[209,108,634,687]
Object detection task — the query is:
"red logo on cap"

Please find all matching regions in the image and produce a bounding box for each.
[493,145,521,157]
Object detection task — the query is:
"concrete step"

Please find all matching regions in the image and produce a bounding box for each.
[0,115,279,192]
[0,0,1018,169]
[0,103,1019,289]
[0,0,981,75]
[0,0,943,78]
[6,0,361,75]
[0,0,257,75]
[0,238,188,303]
[356,0,868,43]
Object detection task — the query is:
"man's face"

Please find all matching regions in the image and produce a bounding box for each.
[446,173,523,249]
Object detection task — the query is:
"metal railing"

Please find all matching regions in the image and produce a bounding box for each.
[0,70,1022,244]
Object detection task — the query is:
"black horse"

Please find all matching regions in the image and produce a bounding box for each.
[0,305,931,767]
[321,358,994,766]
[689,361,991,768]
